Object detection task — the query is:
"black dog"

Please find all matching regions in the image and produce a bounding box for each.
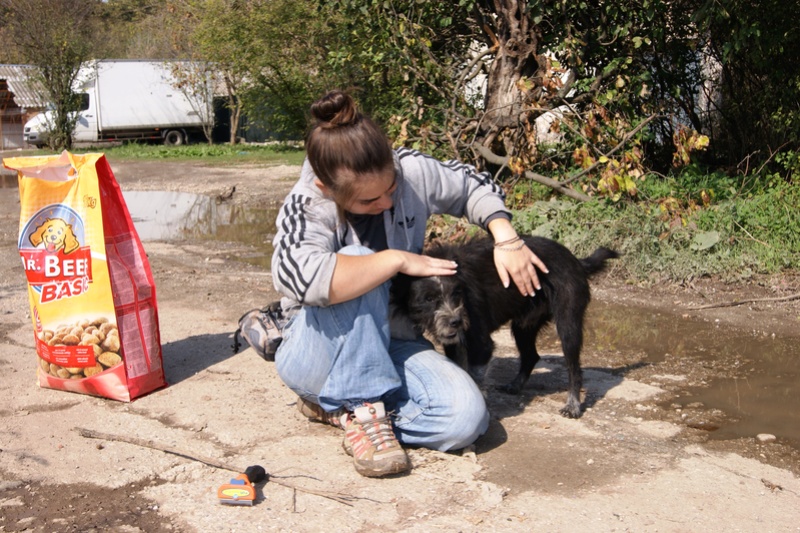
[390,236,619,418]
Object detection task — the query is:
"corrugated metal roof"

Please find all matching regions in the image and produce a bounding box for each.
[0,64,48,108]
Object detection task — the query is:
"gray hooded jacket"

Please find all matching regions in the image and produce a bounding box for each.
[271,147,510,309]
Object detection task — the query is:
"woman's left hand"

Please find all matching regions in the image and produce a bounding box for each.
[493,240,548,297]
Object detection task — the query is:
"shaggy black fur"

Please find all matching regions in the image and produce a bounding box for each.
[390,236,619,418]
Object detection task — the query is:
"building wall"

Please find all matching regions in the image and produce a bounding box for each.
[1,120,25,149]
[1,79,27,149]
[1,65,48,149]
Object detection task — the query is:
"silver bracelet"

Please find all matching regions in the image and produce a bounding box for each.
[493,236,522,248]
[495,239,526,252]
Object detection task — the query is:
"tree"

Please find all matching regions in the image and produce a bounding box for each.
[693,0,800,170]
[239,0,349,140]
[165,0,351,143]
[320,1,721,199]
[92,0,175,60]
[0,4,26,63]
[167,60,216,144]
[1,0,99,151]
[165,0,256,144]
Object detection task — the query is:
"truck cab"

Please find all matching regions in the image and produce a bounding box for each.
[24,91,97,148]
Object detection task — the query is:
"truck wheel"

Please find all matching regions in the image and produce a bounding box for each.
[163,130,185,146]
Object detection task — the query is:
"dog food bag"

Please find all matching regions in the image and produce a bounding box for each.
[3,151,166,401]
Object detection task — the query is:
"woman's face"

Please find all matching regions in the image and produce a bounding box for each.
[343,167,397,215]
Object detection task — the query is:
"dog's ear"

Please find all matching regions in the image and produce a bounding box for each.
[62,224,80,254]
[29,219,49,247]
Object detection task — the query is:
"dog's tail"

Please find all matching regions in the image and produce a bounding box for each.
[580,247,620,276]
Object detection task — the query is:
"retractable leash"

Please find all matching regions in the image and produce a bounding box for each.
[218,465,268,506]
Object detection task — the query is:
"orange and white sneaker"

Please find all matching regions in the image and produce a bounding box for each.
[343,401,410,477]
[296,397,347,429]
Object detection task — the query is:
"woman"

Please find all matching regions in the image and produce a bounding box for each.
[271,90,546,477]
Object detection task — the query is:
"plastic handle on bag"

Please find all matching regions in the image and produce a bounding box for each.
[17,150,80,182]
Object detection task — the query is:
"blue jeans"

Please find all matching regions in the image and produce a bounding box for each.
[274,245,489,452]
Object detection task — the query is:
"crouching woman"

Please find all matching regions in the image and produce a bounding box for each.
[270,90,545,477]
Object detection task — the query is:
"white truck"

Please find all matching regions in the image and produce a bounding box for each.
[23,60,213,148]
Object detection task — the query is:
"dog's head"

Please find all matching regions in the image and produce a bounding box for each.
[391,273,470,345]
[29,218,80,254]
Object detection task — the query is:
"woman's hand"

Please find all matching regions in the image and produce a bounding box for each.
[396,250,458,277]
[330,249,456,304]
[487,218,548,296]
[493,241,548,297]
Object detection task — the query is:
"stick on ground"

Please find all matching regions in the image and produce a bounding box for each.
[75,427,360,506]
[687,292,800,310]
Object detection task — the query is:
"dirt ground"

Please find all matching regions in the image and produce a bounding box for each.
[1,155,799,532]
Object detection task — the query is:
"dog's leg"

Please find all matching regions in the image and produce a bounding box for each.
[444,342,469,371]
[462,326,494,386]
[468,363,488,384]
[499,322,541,394]
[555,312,585,418]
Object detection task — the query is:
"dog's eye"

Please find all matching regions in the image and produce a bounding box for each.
[424,294,437,303]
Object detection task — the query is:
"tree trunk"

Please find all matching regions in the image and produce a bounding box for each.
[224,74,240,145]
[481,0,541,143]
[229,105,240,146]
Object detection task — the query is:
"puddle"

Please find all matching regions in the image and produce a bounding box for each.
[585,301,800,446]
[1,172,18,189]
[122,190,279,268]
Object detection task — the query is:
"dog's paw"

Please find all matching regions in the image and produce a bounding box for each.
[497,383,522,395]
[497,375,528,395]
[559,403,583,419]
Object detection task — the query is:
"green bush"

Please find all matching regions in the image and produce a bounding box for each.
[511,172,800,282]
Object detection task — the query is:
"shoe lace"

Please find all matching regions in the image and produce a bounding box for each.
[359,415,399,451]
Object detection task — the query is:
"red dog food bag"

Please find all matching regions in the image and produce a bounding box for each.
[2,151,166,401]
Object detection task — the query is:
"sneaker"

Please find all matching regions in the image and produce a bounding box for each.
[343,401,411,477]
[297,397,347,429]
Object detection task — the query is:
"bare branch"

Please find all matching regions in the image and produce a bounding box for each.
[75,427,363,506]
[473,143,592,202]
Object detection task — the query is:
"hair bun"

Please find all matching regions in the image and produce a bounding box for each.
[310,90,360,128]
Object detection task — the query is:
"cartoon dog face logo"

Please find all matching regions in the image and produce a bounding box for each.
[29,218,80,254]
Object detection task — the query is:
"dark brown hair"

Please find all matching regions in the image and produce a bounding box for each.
[306,90,394,205]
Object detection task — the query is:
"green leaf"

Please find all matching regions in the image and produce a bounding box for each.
[533,221,556,238]
[690,231,720,251]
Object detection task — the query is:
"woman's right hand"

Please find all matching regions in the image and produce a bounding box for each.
[394,250,458,277]
[329,249,456,304]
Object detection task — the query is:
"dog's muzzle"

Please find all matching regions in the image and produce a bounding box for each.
[432,308,468,344]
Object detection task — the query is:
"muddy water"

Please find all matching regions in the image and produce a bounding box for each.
[102,190,800,451]
[123,190,279,268]
[585,301,800,446]
[1,172,18,189]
